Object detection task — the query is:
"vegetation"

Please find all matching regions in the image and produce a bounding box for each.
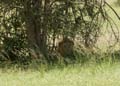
[116,0,120,6]
[0,0,119,64]
[0,62,120,86]
[0,0,120,85]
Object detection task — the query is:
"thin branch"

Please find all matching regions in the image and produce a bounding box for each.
[104,1,120,20]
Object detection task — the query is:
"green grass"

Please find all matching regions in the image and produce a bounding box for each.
[0,62,120,86]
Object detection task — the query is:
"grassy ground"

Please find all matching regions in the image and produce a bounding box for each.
[0,62,120,86]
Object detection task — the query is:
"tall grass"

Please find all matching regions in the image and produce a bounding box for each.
[0,61,120,86]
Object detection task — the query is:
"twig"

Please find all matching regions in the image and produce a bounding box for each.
[104,1,120,20]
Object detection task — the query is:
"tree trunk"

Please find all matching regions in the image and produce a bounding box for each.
[23,0,50,58]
